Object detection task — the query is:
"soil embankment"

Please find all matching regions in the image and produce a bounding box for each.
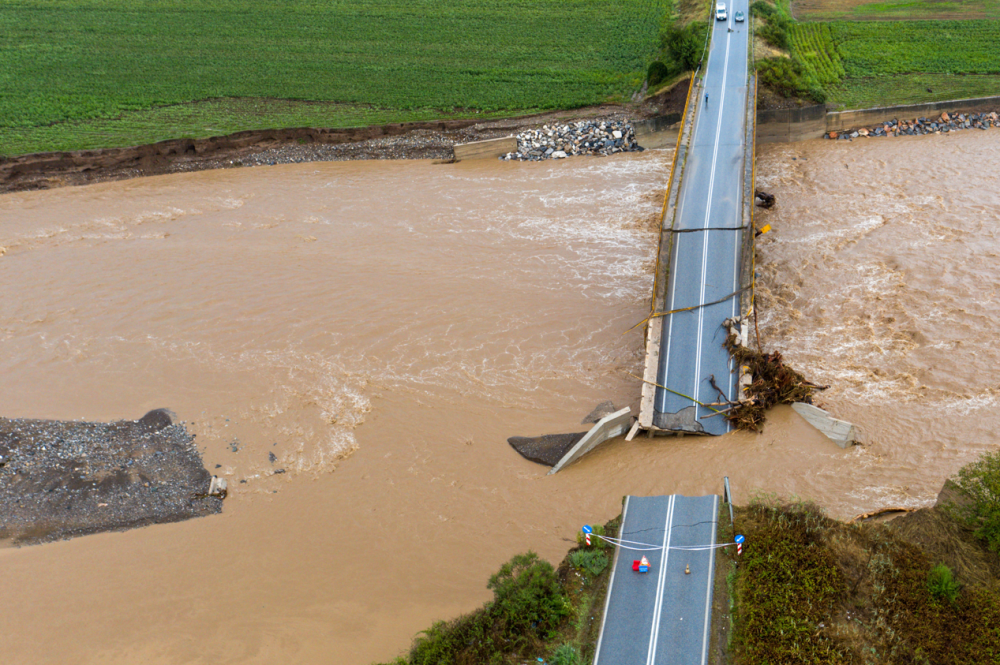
[0,85,690,194]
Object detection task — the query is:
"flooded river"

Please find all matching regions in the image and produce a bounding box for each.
[0,132,995,663]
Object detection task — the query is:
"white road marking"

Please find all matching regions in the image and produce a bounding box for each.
[692,27,733,412]
[646,496,676,665]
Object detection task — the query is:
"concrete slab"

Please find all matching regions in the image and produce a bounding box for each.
[548,407,631,475]
[791,402,857,448]
[453,136,516,160]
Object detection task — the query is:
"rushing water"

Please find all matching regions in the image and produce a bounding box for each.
[0,133,994,664]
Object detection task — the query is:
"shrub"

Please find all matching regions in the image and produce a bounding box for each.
[757,57,826,102]
[661,22,709,71]
[927,563,961,603]
[647,61,674,87]
[551,643,582,665]
[750,0,775,17]
[488,551,571,643]
[570,550,609,576]
[954,449,1000,554]
[409,551,570,665]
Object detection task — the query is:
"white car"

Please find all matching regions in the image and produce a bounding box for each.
[716,2,727,20]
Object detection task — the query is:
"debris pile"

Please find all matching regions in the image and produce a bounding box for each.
[827,111,1000,140]
[725,333,826,432]
[501,120,644,161]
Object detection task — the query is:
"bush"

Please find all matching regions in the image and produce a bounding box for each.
[409,551,570,665]
[570,550,610,576]
[758,16,789,50]
[954,449,1000,554]
[927,563,961,603]
[750,0,775,17]
[661,22,709,71]
[488,551,571,643]
[647,60,674,87]
[551,643,582,665]
[757,57,826,103]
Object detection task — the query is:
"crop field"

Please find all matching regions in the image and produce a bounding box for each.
[784,19,1000,108]
[790,0,1000,21]
[0,0,671,156]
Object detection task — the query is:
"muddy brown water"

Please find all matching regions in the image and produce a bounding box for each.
[0,135,993,663]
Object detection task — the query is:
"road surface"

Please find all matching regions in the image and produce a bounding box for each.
[594,494,720,665]
[652,3,750,435]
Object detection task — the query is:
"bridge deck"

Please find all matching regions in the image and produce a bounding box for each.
[651,4,751,435]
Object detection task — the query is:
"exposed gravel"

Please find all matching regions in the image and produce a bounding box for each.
[0,409,222,545]
[827,111,1000,140]
[500,120,644,161]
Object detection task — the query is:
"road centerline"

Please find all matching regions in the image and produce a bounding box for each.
[646,495,675,665]
[692,26,733,414]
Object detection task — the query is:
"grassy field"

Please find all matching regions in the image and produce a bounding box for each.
[0,0,672,156]
[791,0,1000,21]
[780,18,1000,107]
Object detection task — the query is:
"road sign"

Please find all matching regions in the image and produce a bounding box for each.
[582,525,593,534]
[734,534,745,543]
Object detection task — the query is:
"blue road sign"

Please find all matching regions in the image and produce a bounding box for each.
[582,525,593,534]
[735,534,745,544]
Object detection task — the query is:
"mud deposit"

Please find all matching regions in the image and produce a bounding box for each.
[0,410,221,544]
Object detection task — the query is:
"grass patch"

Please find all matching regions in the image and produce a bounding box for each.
[1,0,672,156]
[791,0,1000,21]
[727,462,1000,664]
[0,98,523,155]
[753,7,1000,108]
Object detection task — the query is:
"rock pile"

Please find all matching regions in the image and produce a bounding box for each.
[500,120,643,161]
[827,111,1000,140]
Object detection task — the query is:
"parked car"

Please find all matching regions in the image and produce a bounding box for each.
[715,2,727,20]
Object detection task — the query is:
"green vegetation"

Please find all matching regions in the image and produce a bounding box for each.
[380,517,620,665]
[569,550,610,577]
[791,0,1000,22]
[954,448,1000,554]
[927,563,961,603]
[1,0,673,156]
[753,2,1000,108]
[727,460,1000,665]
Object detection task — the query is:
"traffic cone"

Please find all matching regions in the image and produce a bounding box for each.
[639,556,650,573]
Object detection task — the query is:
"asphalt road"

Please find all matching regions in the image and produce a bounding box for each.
[653,5,750,435]
[594,494,720,665]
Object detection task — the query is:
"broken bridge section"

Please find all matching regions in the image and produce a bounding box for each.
[638,4,757,437]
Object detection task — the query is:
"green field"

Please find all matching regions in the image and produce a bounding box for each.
[782,19,1000,107]
[0,0,671,156]
[791,0,1000,21]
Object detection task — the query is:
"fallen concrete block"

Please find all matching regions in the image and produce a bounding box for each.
[791,402,857,448]
[548,407,632,475]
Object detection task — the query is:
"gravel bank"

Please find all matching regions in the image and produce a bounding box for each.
[0,410,222,545]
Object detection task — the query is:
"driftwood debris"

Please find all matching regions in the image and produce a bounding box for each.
[725,333,827,432]
[754,189,776,208]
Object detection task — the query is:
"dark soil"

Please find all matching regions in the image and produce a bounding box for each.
[0,409,222,545]
[757,84,818,111]
[0,99,682,195]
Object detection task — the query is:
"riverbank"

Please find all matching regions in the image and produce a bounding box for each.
[0,87,694,195]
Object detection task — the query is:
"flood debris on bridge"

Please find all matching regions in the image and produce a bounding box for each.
[724,330,826,432]
[0,409,224,545]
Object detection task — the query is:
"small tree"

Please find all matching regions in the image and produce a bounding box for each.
[954,449,1000,553]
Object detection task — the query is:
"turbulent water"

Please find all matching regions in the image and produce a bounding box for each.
[0,134,996,664]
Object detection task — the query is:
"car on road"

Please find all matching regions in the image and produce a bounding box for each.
[715,2,727,20]
[735,10,745,21]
